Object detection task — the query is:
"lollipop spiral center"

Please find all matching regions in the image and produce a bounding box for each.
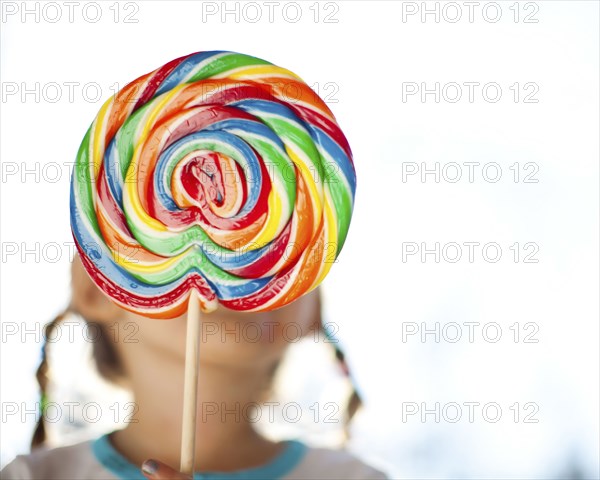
[187,152,225,206]
[173,150,244,219]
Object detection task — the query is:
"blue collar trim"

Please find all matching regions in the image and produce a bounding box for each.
[91,433,307,480]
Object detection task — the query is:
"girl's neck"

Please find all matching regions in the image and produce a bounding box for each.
[110,346,283,472]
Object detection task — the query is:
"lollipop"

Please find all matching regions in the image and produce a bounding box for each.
[69,51,355,473]
[70,51,356,319]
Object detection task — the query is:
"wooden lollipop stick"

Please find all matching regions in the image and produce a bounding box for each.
[180,293,201,475]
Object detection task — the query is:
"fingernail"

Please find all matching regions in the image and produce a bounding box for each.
[142,459,159,475]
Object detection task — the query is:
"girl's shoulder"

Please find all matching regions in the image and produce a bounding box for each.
[287,446,388,479]
[1,440,112,480]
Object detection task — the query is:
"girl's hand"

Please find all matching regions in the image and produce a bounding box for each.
[141,459,192,480]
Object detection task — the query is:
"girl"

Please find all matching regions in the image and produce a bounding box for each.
[1,257,387,479]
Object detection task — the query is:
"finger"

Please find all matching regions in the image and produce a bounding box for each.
[141,459,192,480]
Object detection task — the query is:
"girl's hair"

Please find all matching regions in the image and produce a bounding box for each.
[31,307,125,448]
[331,340,363,440]
[31,308,362,448]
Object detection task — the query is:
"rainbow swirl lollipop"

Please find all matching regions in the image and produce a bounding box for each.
[70,51,355,318]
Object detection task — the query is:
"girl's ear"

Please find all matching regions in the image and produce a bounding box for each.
[70,254,123,323]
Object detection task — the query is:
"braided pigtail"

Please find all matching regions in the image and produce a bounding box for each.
[31,310,70,449]
[30,297,126,448]
[322,325,363,442]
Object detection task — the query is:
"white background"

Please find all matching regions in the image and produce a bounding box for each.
[1,1,599,478]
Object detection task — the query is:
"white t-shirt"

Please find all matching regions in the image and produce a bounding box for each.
[1,435,387,480]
